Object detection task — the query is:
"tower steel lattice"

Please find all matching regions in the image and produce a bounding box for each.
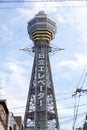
[24,11,60,130]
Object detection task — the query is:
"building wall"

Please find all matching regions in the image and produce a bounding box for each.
[0,121,5,130]
[0,104,7,126]
[0,100,23,130]
[8,113,20,130]
[14,116,23,130]
[0,102,9,130]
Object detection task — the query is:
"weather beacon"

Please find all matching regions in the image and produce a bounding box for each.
[24,11,60,130]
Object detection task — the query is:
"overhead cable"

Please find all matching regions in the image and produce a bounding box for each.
[0,0,87,3]
[9,102,87,111]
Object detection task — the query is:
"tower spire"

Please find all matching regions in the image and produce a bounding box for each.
[24,11,60,130]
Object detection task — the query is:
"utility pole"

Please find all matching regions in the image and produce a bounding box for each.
[72,88,87,96]
[83,115,87,130]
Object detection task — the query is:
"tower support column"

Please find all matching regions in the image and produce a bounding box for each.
[24,11,60,130]
[35,42,48,130]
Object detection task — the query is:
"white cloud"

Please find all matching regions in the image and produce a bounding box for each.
[57,104,73,116]
[16,1,87,45]
[0,59,32,113]
[0,87,6,99]
[0,24,13,41]
[16,1,60,19]
[5,60,31,90]
[32,1,59,13]
[7,95,26,116]
[56,2,87,44]
[76,21,87,44]
[73,6,87,44]
[56,54,87,71]
[0,72,7,98]
[0,59,34,117]
[16,8,34,20]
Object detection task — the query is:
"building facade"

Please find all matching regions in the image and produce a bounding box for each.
[14,116,24,130]
[0,100,23,130]
[8,113,20,130]
[0,100,9,130]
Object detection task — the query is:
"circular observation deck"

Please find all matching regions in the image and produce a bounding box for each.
[27,11,56,42]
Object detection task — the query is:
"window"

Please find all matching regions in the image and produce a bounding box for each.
[9,126,12,130]
[13,124,16,130]
[1,110,5,120]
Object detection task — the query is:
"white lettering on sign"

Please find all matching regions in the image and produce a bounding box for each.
[38,80,45,85]
[38,73,45,79]
[38,66,45,72]
[38,60,45,65]
[39,53,45,59]
[40,85,42,92]
[40,100,42,106]
[37,52,46,107]
[37,93,44,99]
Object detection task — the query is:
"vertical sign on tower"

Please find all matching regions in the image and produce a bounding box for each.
[37,52,45,106]
[35,45,47,129]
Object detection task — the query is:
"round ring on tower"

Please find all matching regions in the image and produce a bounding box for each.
[27,11,56,42]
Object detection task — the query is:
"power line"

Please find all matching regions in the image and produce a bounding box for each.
[76,64,87,89]
[9,106,25,110]
[59,111,87,120]
[0,3,87,10]
[72,67,87,99]
[72,65,87,130]
[8,102,87,111]
[0,5,87,10]
[56,91,73,95]
[57,93,87,101]
[73,64,87,96]
[0,0,87,3]
[72,95,80,130]
[60,114,85,127]
[4,92,86,103]
[12,110,87,120]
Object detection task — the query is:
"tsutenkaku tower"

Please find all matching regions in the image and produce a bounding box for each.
[24,11,60,130]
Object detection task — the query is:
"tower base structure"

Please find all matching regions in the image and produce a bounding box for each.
[24,11,60,130]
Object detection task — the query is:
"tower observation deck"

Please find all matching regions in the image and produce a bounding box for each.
[24,11,60,130]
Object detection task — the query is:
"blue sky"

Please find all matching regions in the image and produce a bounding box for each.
[0,1,87,130]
